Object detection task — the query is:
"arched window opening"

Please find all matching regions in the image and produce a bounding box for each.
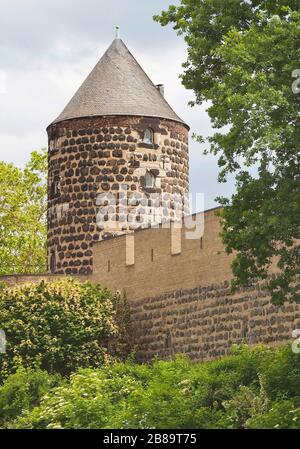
[145,171,155,189]
[143,128,154,145]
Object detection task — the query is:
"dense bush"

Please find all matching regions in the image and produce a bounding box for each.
[1,344,299,429]
[0,367,60,428]
[0,279,128,378]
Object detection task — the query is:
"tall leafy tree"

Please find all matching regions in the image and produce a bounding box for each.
[0,150,47,275]
[155,1,300,304]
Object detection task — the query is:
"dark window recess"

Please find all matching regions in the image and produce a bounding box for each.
[165,332,172,349]
[200,237,203,249]
[50,171,60,198]
[50,252,56,273]
[151,249,154,262]
[108,260,111,272]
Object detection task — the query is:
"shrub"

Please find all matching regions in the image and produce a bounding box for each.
[0,367,61,428]
[223,375,270,429]
[0,279,128,378]
[10,353,262,429]
[259,344,300,401]
[13,358,195,429]
[3,344,300,429]
[247,400,300,429]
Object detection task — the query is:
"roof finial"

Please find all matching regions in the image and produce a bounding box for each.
[115,25,120,39]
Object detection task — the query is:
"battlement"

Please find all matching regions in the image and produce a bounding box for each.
[90,207,234,299]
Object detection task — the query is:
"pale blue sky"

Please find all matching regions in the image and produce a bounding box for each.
[0,0,236,209]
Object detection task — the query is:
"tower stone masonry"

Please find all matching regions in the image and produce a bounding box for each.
[47,38,190,275]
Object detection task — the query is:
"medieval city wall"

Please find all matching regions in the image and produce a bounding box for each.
[130,282,299,362]
[91,208,233,298]
[90,208,299,361]
[1,208,298,362]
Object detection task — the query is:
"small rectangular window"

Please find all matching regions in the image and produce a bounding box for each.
[108,260,111,272]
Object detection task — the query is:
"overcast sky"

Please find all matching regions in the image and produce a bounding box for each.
[0,0,236,209]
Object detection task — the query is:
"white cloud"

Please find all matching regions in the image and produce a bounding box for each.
[0,132,46,166]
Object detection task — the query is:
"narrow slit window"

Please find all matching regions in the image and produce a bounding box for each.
[50,171,60,198]
[50,251,56,273]
[151,249,154,262]
[54,178,60,196]
[108,260,111,272]
[165,332,172,349]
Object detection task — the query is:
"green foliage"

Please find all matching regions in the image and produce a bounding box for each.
[2,344,299,429]
[223,375,270,428]
[248,400,300,429]
[154,1,300,304]
[0,149,47,275]
[0,367,61,428]
[0,279,126,378]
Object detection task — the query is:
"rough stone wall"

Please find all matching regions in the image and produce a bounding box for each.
[89,208,297,362]
[131,282,300,362]
[47,115,189,275]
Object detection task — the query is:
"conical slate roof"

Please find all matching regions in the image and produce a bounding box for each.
[52,38,187,126]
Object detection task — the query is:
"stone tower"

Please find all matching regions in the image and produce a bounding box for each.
[47,37,189,275]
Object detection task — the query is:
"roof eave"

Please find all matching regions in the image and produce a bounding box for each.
[47,113,190,132]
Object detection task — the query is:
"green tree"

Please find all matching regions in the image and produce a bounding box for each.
[155,1,300,304]
[0,149,47,275]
